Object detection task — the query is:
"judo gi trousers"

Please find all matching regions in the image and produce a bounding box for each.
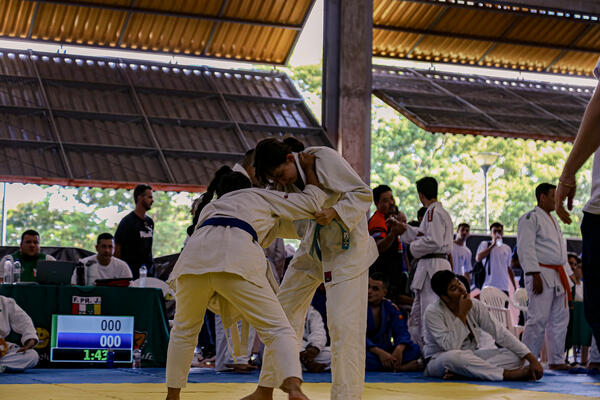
[581,212,600,346]
[426,348,523,381]
[214,315,256,371]
[522,275,569,364]
[259,268,368,400]
[0,345,39,370]
[408,279,438,349]
[166,273,301,389]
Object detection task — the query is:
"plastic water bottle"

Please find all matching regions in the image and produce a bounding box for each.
[132,348,142,369]
[3,260,13,284]
[139,265,147,287]
[13,261,21,283]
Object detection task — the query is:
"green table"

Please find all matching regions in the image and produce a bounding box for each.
[0,284,170,367]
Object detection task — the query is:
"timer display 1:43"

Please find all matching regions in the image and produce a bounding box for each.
[83,349,108,361]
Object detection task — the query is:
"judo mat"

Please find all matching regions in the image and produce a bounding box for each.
[1,368,598,399]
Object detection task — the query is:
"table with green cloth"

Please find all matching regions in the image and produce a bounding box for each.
[0,284,170,367]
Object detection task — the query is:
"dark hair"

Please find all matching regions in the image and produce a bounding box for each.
[457,222,470,230]
[535,183,557,202]
[457,275,471,294]
[416,177,438,200]
[21,229,40,242]
[431,270,457,298]
[97,232,114,244]
[408,220,420,227]
[373,185,392,204]
[240,148,255,169]
[253,137,305,185]
[187,166,251,236]
[369,272,389,289]
[490,222,503,231]
[134,184,152,204]
[417,206,427,220]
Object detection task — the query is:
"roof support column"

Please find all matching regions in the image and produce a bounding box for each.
[322,0,372,182]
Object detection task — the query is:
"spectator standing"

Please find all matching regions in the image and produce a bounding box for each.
[368,185,408,303]
[555,57,600,353]
[114,184,154,278]
[366,274,421,372]
[423,270,543,381]
[1,230,55,282]
[518,183,574,370]
[71,233,132,285]
[0,295,39,371]
[398,177,453,348]
[566,254,592,365]
[475,222,517,295]
[452,223,473,285]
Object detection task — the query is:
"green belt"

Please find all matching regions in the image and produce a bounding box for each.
[310,220,350,261]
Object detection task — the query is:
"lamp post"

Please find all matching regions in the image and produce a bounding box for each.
[475,152,500,231]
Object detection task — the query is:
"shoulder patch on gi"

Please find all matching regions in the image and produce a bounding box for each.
[427,207,435,222]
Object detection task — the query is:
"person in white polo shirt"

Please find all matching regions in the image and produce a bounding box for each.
[475,222,517,296]
[452,223,473,285]
[556,57,600,358]
[71,233,132,285]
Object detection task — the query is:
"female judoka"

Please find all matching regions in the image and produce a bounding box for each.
[166,156,325,400]
[244,138,379,400]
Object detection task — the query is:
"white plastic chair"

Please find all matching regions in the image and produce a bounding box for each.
[480,286,519,337]
[132,277,175,300]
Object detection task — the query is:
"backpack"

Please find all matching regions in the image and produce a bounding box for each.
[471,241,491,289]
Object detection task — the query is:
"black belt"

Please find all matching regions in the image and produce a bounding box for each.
[420,253,448,260]
[200,217,258,242]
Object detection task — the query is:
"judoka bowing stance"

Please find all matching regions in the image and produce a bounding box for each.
[246,138,379,400]
[397,177,453,348]
[423,270,543,381]
[165,156,326,400]
[0,295,39,371]
[517,183,575,370]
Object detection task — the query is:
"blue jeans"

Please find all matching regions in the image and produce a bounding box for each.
[581,212,600,346]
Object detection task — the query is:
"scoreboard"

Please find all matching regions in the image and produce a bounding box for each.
[50,315,134,363]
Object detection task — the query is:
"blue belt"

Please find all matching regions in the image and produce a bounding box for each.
[200,217,258,242]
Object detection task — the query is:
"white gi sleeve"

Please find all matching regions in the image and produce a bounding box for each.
[399,224,419,243]
[311,147,372,231]
[473,301,530,358]
[262,184,328,221]
[517,211,542,275]
[407,208,448,259]
[424,305,470,351]
[304,308,327,351]
[4,297,38,346]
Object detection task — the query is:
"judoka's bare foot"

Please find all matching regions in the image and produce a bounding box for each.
[280,377,310,400]
[240,386,274,400]
[397,359,424,372]
[549,363,571,370]
[442,368,465,380]
[303,360,327,373]
[165,387,180,400]
[503,366,530,381]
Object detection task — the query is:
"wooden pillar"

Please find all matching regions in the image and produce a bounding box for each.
[322,0,373,183]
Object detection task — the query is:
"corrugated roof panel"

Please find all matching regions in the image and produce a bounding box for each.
[224,0,310,25]
[0,49,328,190]
[0,0,35,38]
[0,145,65,178]
[372,30,421,58]
[483,44,561,71]
[373,0,439,29]
[433,8,516,37]
[373,65,592,142]
[552,51,599,76]
[410,36,491,64]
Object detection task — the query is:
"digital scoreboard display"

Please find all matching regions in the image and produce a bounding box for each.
[50,315,134,363]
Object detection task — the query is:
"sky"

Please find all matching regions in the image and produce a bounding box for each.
[0,0,597,215]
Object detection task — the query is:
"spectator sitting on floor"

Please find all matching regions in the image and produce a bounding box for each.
[0,295,39,372]
[71,233,132,285]
[300,306,331,373]
[366,273,422,372]
[0,230,55,282]
[423,270,543,381]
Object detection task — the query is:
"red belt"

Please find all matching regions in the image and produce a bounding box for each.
[539,263,572,305]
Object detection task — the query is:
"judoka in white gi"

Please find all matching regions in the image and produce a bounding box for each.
[300,306,330,373]
[517,183,575,370]
[423,270,543,381]
[166,158,326,400]
[245,138,378,400]
[0,295,39,371]
[398,177,453,349]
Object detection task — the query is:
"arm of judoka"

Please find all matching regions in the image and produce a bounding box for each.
[408,214,448,259]
[268,185,328,221]
[476,302,529,358]
[7,299,38,347]
[399,224,418,243]
[516,214,542,275]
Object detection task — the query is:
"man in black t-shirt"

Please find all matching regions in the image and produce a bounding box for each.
[114,184,154,278]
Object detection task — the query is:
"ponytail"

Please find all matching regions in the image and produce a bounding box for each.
[254,136,305,185]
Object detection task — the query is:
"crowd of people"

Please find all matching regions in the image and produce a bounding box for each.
[0,132,599,400]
